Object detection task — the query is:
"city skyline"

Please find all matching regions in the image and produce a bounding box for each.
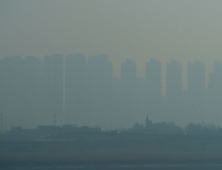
[1,54,222,130]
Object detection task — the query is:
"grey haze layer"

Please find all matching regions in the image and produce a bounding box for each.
[0,54,221,130]
[2,0,222,81]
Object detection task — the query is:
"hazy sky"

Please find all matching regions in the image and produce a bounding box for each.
[1,0,222,93]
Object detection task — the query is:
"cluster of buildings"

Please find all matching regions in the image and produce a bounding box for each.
[0,54,221,130]
[1,114,181,141]
[0,124,101,140]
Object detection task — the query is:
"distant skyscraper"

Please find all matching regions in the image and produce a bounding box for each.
[145,59,164,122]
[111,77,122,129]
[23,56,41,127]
[44,54,63,125]
[0,56,42,128]
[65,53,87,125]
[187,60,205,123]
[135,77,147,124]
[207,61,222,125]
[187,60,205,95]
[146,59,161,98]
[0,56,25,128]
[38,60,48,125]
[166,59,182,123]
[87,55,113,129]
[121,59,137,127]
[121,59,137,82]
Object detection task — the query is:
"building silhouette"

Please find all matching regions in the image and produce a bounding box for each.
[1,56,25,128]
[23,56,41,126]
[87,55,113,129]
[121,59,137,127]
[145,58,164,122]
[166,59,182,123]
[187,60,206,123]
[111,77,122,129]
[135,77,147,124]
[207,61,222,125]
[65,53,87,125]
[0,56,42,128]
[44,54,63,126]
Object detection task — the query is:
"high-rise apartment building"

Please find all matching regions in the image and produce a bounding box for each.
[187,60,205,123]
[145,58,163,122]
[44,54,63,125]
[207,61,222,124]
[65,53,87,125]
[87,55,113,129]
[121,59,137,127]
[166,59,182,123]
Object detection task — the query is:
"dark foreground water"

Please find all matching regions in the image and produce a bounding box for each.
[1,165,222,170]
[2,161,222,170]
